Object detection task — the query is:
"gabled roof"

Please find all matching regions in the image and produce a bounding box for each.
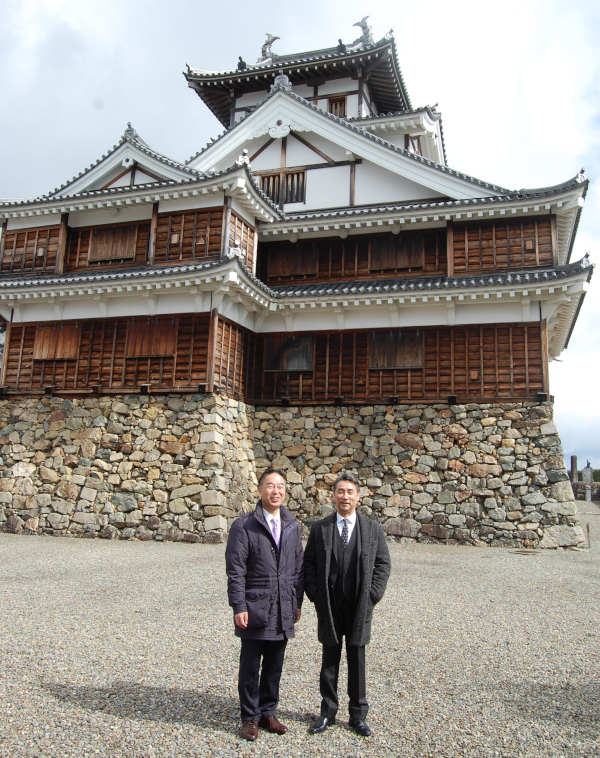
[185,35,411,127]
[46,124,199,199]
[186,85,508,201]
[0,161,281,223]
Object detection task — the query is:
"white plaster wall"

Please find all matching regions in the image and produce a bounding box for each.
[68,206,153,227]
[354,161,443,206]
[317,78,355,96]
[286,137,326,167]
[251,140,282,171]
[159,192,225,213]
[284,165,350,212]
[292,84,314,99]
[455,302,523,324]
[7,213,62,230]
[236,90,268,108]
[345,94,359,119]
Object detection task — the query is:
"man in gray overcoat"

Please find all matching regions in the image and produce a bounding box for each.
[225,467,304,742]
[304,472,391,737]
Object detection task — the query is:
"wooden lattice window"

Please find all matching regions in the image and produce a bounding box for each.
[126,319,177,357]
[258,171,306,205]
[369,330,423,369]
[266,241,318,279]
[88,225,137,261]
[329,97,347,118]
[33,323,80,360]
[370,234,424,272]
[264,335,314,371]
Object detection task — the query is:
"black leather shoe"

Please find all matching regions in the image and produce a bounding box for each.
[348,717,372,736]
[309,715,336,734]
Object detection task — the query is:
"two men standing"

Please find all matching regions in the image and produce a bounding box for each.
[225,468,391,741]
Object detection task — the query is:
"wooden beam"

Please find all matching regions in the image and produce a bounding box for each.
[255,158,361,177]
[250,137,275,163]
[550,214,559,267]
[55,213,69,275]
[446,219,454,277]
[350,162,356,207]
[221,197,232,258]
[0,220,6,268]
[290,132,335,164]
[206,308,218,393]
[147,202,159,265]
[540,319,549,393]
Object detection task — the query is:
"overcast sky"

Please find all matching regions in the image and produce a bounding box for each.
[1,0,599,466]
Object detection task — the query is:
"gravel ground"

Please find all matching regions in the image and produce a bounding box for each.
[1,504,599,758]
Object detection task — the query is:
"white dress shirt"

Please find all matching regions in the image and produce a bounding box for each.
[261,506,281,536]
[336,510,357,541]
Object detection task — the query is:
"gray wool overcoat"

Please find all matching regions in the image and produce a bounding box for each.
[303,511,391,647]
[225,503,304,641]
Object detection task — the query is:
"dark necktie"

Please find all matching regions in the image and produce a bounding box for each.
[341,518,348,548]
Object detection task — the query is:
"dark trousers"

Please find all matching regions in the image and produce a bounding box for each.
[320,597,368,720]
[238,638,288,722]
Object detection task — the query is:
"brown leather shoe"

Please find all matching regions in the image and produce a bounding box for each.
[258,715,288,734]
[240,720,259,741]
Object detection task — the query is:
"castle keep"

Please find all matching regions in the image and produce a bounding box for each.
[0,23,590,547]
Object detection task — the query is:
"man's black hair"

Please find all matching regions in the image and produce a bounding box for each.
[332,471,360,491]
[258,467,287,487]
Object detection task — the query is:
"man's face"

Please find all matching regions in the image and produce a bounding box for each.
[333,480,360,517]
[259,473,286,512]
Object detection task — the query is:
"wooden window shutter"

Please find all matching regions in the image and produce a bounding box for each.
[370,234,424,272]
[33,323,80,360]
[369,330,423,369]
[126,318,177,357]
[88,225,137,261]
[267,241,317,278]
[264,334,314,371]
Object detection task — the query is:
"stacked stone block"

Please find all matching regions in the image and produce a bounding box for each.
[0,394,585,549]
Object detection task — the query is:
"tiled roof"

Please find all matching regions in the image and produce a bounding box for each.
[0,162,280,216]
[270,257,593,299]
[44,124,199,200]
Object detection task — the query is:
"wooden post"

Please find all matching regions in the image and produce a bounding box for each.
[206,308,219,392]
[0,220,6,269]
[147,202,159,265]
[350,163,356,207]
[446,220,454,277]
[221,197,232,259]
[0,315,12,386]
[55,213,68,274]
[550,214,559,266]
[540,318,549,393]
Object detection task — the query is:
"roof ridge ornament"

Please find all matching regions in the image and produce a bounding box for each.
[235,148,250,167]
[259,33,280,62]
[351,16,374,48]
[576,167,586,183]
[123,122,138,141]
[270,71,292,93]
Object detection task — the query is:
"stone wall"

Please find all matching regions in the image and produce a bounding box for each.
[0,394,585,549]
[251,401,584,549]
[0,394,257,543]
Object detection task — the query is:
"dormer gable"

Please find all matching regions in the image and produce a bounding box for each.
[47,124,198,199]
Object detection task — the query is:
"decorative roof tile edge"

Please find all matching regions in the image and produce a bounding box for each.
[0,163,281,218]
[0,255,591,302]
[265,175,588,225]
[268,256,594,299]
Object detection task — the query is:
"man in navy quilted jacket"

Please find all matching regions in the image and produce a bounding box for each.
[225,467,304,742]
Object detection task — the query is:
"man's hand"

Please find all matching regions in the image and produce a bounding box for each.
[234,612,248,629]
[295,609,301,623]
